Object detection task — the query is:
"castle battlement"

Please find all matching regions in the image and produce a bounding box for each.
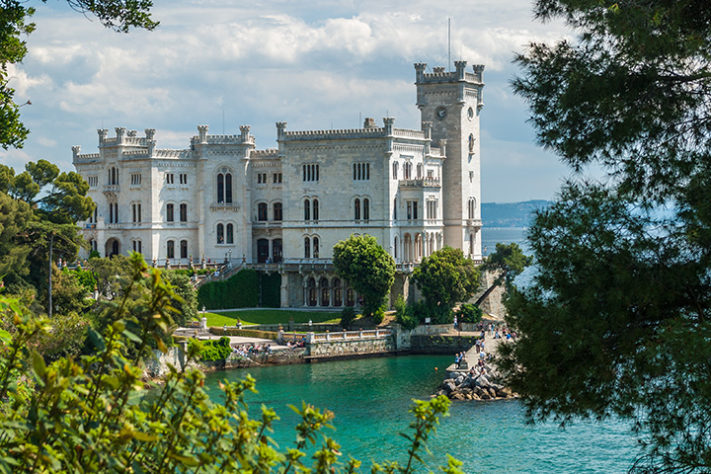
[282,127,386,141]
[251,149,279,158]
[415,61,485,85]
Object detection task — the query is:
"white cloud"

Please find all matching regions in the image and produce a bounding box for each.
[10,0,572,201]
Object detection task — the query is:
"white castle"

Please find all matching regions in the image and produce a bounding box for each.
[73,61,484,308]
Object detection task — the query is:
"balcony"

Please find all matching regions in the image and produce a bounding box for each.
[103,184,120,194]
[399,177,441,188]
[210,202,240,212]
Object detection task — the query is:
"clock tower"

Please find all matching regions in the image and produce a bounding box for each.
[414,61,484,259]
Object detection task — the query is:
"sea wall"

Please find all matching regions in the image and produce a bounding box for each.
[409,335,480,354]
[308,337,395,360]
[145,345,307,377]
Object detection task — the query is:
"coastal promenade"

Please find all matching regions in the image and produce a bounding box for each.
[445,329,504,373]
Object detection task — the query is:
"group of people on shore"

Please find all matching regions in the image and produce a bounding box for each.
[232,343,271,358]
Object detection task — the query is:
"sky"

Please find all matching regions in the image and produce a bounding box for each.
[1,0,576,203]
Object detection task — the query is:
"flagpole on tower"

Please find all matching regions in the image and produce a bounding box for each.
[448,17,451,71]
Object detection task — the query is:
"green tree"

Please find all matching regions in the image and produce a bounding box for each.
[1,1,157,150]
[333,234,396,320]
[411,247,480,322]
[0,255,463,473]
[474,243,532,307]
[498,1,711,471]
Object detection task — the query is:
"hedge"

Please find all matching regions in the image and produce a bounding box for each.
[197,269,259,309]
[197,270,282,310]
[209,327,279,340]
[258,272,281,308]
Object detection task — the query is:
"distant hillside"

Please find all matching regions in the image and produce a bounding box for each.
[481,200,551,228]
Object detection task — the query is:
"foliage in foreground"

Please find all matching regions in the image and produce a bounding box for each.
[0,253,462,473]
[500,0,711,471]
[333,234,396,319]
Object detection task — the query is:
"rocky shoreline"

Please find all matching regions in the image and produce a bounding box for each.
[434,369,518,401]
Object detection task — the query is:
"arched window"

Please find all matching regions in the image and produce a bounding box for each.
[393,198,397,220]
[225,173,232,203]
[307,278,317,306]
[363,198,370,221]
[217,223,224,244]
[392,162,398,179]
[416,164,422,179]
[354,198,361,220]
[304,237,311,258]
[469,233,474,256]
[468,197,476,219]
[167,240,175,259]
[217,173,224,203]
[394,236,398,259]
[180,240,188,259]
[179,203,187,222]
[258,202,268,221]
[312,237,319,258]
[333,278,342,306]
[312,199,319,221]
[226,223,234,244]
[273,202,283,221]
[320,277,330,306]
[166,203,174,222]
[304,199,311,221]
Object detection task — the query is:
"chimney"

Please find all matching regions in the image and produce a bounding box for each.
[363,117,376,129]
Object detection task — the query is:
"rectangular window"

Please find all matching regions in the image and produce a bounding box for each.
[88,176,98,187]
[166,173,174,184]
[427,201,437,219]
[302,163,319,182]
[132,240,142,253]
[407,201,419,221]
[273,173,282,183]
[179,173,188,184]
[130,173,141,185]
[353,162,371,181]
[166,204,174,222]
[132,203,142,223]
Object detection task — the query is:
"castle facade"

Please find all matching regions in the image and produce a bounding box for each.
[73,61,484,308]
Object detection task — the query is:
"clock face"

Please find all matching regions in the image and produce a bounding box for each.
[436,107,447,119]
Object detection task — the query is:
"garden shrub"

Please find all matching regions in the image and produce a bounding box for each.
[188,336,232,362]
[394,295,418,330]
[456,303,483,324]
[340,306,356,329]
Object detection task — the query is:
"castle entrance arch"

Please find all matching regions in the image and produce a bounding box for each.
[105,238,120,257]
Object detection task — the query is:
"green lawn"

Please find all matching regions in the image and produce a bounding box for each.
[202,309,341,327]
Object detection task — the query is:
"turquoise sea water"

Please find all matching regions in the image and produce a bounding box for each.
[204,355,639,473]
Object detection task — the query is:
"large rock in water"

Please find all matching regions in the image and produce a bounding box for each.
[443,381,457,394]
